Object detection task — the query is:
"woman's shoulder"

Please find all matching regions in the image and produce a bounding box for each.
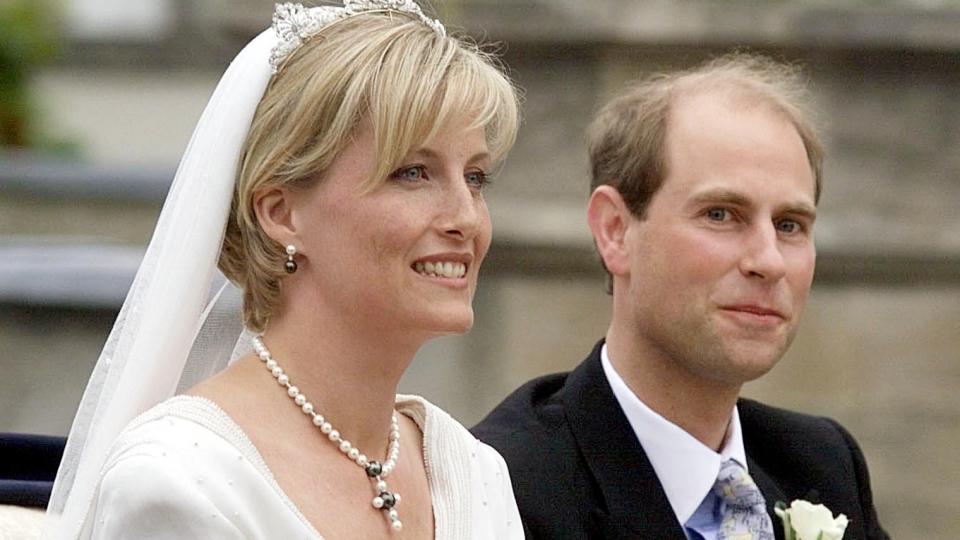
[99,396,262,503]
[394,393,506,467]
[395,393,472,447]
[395,394,524,539]
[90,397,248,537]
[105,396,245,462]
[91,396,321,539]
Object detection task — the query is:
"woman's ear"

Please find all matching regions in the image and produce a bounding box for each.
[586,185,632,277]
[252,185,296,246]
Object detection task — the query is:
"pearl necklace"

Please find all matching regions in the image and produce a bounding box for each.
[252,336,404,532]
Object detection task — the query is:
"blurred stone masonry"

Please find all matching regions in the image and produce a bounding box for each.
[2,2,959,538]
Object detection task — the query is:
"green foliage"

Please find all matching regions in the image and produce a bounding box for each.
[0,0,59,148]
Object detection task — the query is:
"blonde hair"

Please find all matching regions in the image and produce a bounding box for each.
[219,13,520,331]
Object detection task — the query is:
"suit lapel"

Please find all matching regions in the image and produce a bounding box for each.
[562,342,687,540]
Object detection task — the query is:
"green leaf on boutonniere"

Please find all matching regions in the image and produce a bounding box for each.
[774,501,797,540]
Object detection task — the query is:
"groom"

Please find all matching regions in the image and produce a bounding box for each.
[473,54,889,539]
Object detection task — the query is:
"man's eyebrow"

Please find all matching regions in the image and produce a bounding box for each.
[781,202,817,221]
[688,188,751,207]
[688,187,817,218]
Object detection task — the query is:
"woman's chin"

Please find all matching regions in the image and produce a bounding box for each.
[420,309,475,337]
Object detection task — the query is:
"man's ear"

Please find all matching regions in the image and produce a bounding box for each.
[253,185,296,247]
[587,185,633,277]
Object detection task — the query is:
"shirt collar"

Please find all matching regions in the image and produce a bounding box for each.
[600,343,746,524]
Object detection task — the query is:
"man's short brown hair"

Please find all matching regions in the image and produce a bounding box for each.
[587,52,823,219]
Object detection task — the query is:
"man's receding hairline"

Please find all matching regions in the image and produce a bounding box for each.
[667,72,799,121]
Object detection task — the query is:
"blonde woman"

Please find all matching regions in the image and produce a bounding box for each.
[43,2,522,538]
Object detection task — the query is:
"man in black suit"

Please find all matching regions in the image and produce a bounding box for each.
[473,54,889,539]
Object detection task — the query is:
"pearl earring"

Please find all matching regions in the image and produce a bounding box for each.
[284,244,298,274]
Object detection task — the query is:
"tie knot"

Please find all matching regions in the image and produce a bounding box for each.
[714,460,765,510]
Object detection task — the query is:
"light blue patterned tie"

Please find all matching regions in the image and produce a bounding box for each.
[714,460,775,540]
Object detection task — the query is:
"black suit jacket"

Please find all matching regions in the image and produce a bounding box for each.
[472,341,889,540]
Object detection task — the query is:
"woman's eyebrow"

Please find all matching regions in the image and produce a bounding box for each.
[407,147,492,164]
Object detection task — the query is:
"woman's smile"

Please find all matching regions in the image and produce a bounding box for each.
[412,252,473,287]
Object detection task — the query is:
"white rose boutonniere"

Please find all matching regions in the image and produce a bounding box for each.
[775,500,848,540]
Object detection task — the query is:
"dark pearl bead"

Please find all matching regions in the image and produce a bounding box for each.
[365,461,382,477]
[284,260,297,274]
[380,492,396,509]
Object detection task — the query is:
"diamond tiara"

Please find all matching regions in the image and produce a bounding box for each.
[269,1,446,74]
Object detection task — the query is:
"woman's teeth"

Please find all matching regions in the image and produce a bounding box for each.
[414,261,466,279]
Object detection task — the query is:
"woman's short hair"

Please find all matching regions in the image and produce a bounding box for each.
[219,13,521,332]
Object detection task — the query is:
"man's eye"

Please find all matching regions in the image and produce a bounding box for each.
[390,165,427,181]
[776,219,801,233]
[705,208,729,221]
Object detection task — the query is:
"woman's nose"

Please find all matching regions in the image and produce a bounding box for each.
[440,181,482,240]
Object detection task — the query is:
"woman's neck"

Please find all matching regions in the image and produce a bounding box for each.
[258,307,425,455]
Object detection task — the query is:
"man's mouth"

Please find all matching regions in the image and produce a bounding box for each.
[722,305,785,318]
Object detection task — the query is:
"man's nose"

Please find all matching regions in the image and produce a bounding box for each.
[739,222,787,281]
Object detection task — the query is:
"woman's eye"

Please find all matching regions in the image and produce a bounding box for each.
[390,165,427,181]
[465,170,490,189]
[705,208,729,222]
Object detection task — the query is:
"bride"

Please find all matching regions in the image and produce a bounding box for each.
[43,1,522,538]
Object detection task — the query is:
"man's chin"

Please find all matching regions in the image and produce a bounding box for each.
[720,343,786,383]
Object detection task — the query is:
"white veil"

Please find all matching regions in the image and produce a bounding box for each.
[42,29,277,539]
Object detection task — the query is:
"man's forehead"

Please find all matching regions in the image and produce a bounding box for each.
[667,88,793,131]
[658,94,818,208]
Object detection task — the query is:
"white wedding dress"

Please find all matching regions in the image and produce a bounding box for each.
[80,395,522,539]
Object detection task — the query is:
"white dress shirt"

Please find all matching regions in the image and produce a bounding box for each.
[601,344,748,540]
